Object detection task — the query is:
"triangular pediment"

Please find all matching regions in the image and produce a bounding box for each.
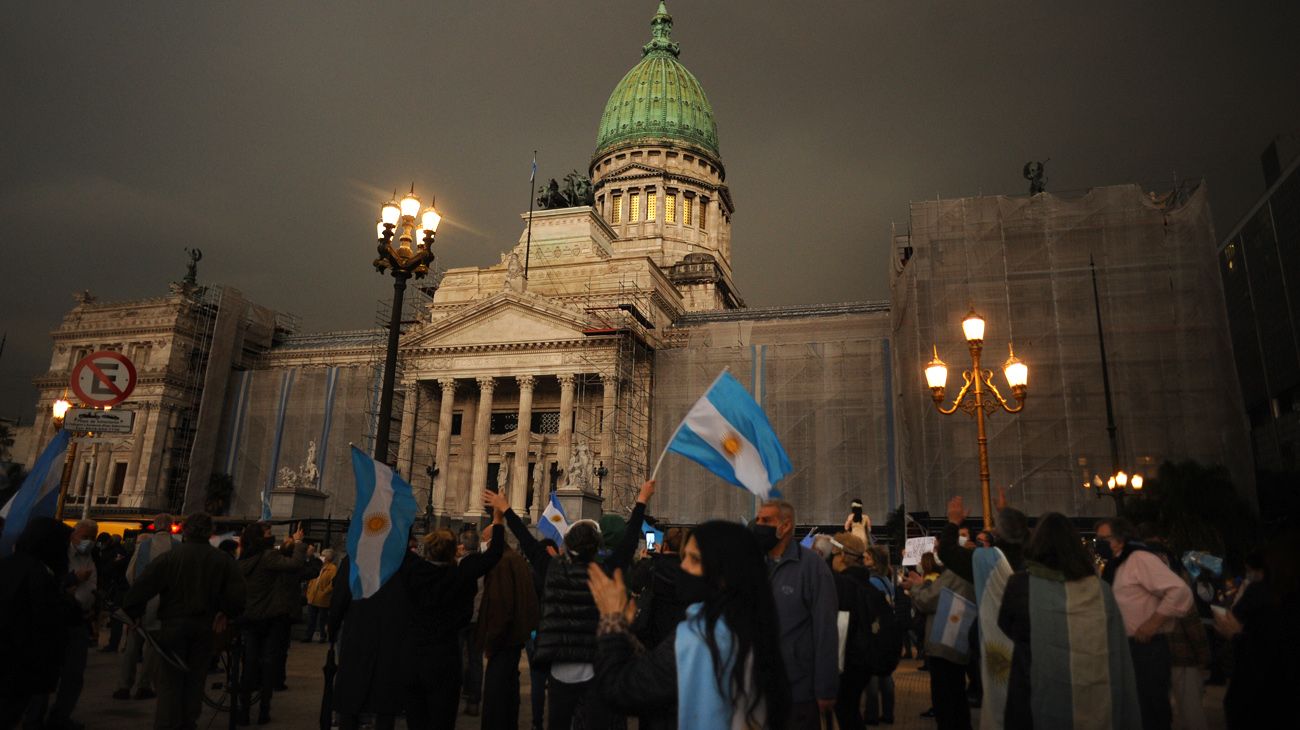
[403,291,591,349]
[602,162,663,180]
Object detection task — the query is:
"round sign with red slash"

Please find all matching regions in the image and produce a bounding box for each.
[70,351,138,407]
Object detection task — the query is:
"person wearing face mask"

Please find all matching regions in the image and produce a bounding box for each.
[827,532,874,730]
[1094,517,1193,730]
[588,520,792,730]
[843,498,871,546]
[42,519,98,730]
[754,500,839,729]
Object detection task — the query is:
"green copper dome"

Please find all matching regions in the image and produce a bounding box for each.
[594,2,720,160]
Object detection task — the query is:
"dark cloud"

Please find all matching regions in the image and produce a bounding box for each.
[2,1,1298,418]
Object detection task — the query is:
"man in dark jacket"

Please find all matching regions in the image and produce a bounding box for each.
[627,527,688,648]
[756,499,839,729]
[0,518,80,728]
[123,512,246,730]
[475,528,539,730]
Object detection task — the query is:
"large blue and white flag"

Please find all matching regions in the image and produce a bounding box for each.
[538,492,570,544]
[346,446,418,599]
[929,587,977,656]
[0,429,72,556]
[663,371,792,500]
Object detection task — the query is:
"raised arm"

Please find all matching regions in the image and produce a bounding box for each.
[606,480,655,573]
[458,497,508,581]
[487,488,550,573]
[937,497,974,584]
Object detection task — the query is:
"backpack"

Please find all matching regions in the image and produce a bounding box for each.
[862,577,903,675]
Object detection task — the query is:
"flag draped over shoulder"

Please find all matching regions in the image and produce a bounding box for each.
[538,492,570,543]
[929,587,977,655]
[973,547,1015,730]
[346,446,418,599]
[0,429,71,556]
[664,371,792,500]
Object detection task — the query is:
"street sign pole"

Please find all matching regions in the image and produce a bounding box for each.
[61,351,137,521]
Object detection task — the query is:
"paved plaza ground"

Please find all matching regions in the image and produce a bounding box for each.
[72,636,1226,729]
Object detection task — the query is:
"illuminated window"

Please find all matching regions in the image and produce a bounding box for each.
[699,198,707,228]
[683,196,693,226]
[665,193,676,223]
[646,191,657,221]
[611,194,622,224]
[629,192,640,222]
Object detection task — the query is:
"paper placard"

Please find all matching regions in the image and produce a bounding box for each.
[902,536,938,566]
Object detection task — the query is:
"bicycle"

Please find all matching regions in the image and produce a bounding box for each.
[202,624,260,720]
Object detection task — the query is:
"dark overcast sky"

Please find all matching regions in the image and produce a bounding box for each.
[2,1,1299,421]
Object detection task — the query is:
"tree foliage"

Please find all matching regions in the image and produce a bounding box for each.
[205,472,235,515]
[1123,460,1258,571]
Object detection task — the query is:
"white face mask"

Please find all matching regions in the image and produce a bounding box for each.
[957,535,969,547]
[76,539,93,554]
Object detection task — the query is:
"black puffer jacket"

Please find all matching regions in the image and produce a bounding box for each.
[503,502,646,666]
[534,557,601,664]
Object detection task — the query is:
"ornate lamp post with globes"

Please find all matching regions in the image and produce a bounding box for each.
[372,187,441,463]
[50,397,75,519]
[924,309,1029,530]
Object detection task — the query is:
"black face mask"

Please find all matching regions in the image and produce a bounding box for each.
[678,571,709,605]
[750,523,780,553]
[1094,537,1114,561]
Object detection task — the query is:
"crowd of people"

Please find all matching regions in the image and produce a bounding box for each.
[0,484,1295,730]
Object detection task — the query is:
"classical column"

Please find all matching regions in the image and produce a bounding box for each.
[125,404,149,494]
[397,381,419,479]
[434,378,456,515]
[600,371,618,479]
[556,373,576,490]
[511,375,535,515]
[466,376,495,517]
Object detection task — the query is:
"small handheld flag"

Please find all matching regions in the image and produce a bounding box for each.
[346,446,418,599]
[0,429,71,556]
[655,370,792,500]
[538,493,570,543]
[929,587,977,655]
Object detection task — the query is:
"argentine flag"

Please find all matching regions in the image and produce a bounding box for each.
[0,429,72,556]
[538,493,570,543]
[663,371,792,500]
[346,446,418,599]
[929,587,977,656]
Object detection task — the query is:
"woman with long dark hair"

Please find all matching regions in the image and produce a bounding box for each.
[588,520,790,729]
[997,512,1140,729]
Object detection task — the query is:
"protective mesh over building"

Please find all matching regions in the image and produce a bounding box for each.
[652,303,896,526]
[892,183,1253,519]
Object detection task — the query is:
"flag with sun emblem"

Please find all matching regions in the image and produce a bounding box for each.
[663,370,792,500]
[346,445,419,599]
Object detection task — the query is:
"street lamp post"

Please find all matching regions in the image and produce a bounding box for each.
[424,462,439,529]
[593,462,608,498]
[371,187,441,464]
[925,309,1029,530]
[1085,469,1144,510]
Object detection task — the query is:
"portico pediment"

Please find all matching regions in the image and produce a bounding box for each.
[402,291,591,349]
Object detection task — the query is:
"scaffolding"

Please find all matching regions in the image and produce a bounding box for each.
[165,285,222,512]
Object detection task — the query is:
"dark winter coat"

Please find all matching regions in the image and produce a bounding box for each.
[0,552,81,697]
[595,628,679,730]
[628,552,689,648]
[328,553,416,716]
[239,541,307,621]
[476,547,539,651]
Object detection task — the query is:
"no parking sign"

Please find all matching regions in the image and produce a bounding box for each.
[70,351,138,407]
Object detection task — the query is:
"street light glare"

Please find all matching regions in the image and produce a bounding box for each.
[421,206,442,234]
[381,201,401,226]
[962,310,985,342]
[400,192,422,219]
[1004,350,1028,389]
[925,347,948,389]
[1132,474,1144,490]
[52,398,72,421]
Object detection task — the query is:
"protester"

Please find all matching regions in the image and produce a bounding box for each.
[589,519,791,730]
[627,526,688,649]
[97,533,131,653]
[0,517,79,729]
[115,514,176,702]
[998,512,1141,729]
[827,532,874,730]
[1095,517,1193,730]
[910,528,976,730]
[843,498,871,545]
[303,548,336,643]
[43,518,98,730]
[457,526,484,717]
[497,480,652,729]
[123,512,247,730]
[864,545,901,726]
[236,522,307,724]
[398,494,505,730]
[526,536,559,730]
[1212,529,1298,729]
[475,514,540,730]
[754,499,838,729]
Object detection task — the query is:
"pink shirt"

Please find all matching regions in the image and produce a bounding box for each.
[1111,550,1194,636]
